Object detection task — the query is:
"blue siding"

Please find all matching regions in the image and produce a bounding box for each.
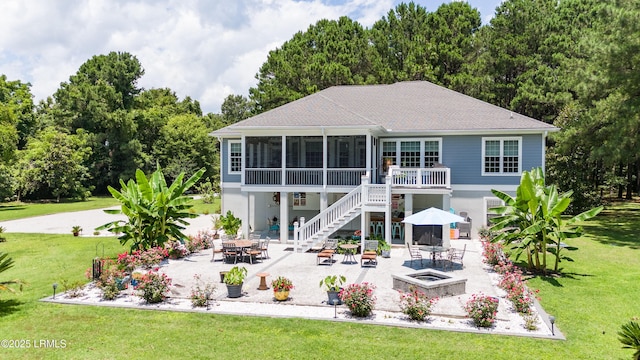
[221,138,241,183]
[443,134,543,185]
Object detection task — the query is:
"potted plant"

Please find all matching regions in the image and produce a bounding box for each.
[219,210,242,239]
[271,276,293,301]
[71,225,82,237]
[319,274,345,305]
[223,266,247,298]
[380,243,391,258]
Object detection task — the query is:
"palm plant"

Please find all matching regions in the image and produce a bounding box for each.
[490,168,602,274]
[97,166,205,250]
[618,320,640,360]
[0,252,22,293]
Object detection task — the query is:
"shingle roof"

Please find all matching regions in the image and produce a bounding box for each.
[212,81,558,136]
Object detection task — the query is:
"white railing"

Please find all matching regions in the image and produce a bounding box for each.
[363,184,388,204]
[295,185,363,251]
[327,169,367,186]
[390,167,450,188]
[286,169,322,185]
[245,169,281,185]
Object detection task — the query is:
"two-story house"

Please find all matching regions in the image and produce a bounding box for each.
[211,81,558,251]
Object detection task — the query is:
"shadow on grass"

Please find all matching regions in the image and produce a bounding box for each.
[0,299,23,317]
[582,201,640,249]
[0,205,26,212]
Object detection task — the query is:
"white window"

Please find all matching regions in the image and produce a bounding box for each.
[381,138,442,170]
[482,137,521,175]
[228,140,242,174]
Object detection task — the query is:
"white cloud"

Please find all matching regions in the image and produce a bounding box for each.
[0,0,493,113]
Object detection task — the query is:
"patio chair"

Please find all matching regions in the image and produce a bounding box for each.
[260,237,270,259]
[245,241,262,264]
[222,242,240,264]
[211,241,224,262]
[317,239,337,266]
[444,244,467,271]
[361,240,378,267]
[407,243,424,268]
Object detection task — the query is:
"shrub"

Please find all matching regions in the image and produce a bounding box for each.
[168,240,189,259]
[61,280,85,298]
[481,240,503,266]
[187,230,214,253]
[190,274,215,307]
[96,262,126,300]
[618,319,640,360]
[399,286,438,321]
[464,293,499,328]
[339,282,376,317]
[136,269,171,303]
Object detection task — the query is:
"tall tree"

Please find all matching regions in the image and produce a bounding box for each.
[14,127,92,201]
[250,16,372,113]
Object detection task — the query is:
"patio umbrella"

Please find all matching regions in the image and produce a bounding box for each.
[402,207,466,225]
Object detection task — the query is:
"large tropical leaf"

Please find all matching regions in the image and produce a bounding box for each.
[618,321,640,360]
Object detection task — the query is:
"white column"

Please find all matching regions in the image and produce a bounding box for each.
[279,191,289,243]
[442,194,451,248]
[404,193,413,245]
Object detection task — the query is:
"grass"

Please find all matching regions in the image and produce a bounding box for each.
[0,202,638,358]
[0,196,220,223]
[0,197,119,222]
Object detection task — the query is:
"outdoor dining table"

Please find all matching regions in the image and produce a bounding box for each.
[339,244,359,264]
[222,240,255,263]
[419,245,449,265]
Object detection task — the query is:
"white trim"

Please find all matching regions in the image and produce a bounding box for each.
[380,137,443,168]
[451,184,518,192]
[481,136,522,176]
[228,140,242,175]
[221,182,242,189]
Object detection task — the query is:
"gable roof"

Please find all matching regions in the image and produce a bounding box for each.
[212,81,558,136]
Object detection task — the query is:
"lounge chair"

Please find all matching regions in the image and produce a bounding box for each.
[361,240,378,267]
[316,239,337,266]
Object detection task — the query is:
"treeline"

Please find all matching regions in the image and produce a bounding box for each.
[1,0,638,212]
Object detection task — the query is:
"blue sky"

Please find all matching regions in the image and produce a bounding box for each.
[0,0,501,114]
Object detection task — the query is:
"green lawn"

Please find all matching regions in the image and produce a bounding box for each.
[0,197,119,222]
[0,203,638,359]
[0,196,220,223]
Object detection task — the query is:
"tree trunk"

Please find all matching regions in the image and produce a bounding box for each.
[626,162,633,200]
[618,162,624,199]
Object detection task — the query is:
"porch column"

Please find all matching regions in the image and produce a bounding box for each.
[242,191,251,238]
[442,194,451,248]
[279,192,289,243]
[281,135,286,186]
[384,174,392,244]
[404,194,413,245]
[320,192,328,212]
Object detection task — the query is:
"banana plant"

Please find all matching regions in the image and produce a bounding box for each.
[489,168,602,274]
[0,252,22,293]
[97,166,205,250]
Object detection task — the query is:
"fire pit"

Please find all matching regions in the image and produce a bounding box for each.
[392,269,466,298]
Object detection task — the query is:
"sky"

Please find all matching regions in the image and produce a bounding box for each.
[0,0,501,115]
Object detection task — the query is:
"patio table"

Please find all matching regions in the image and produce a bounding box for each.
[339,244,358,264]
[419,245,449,266]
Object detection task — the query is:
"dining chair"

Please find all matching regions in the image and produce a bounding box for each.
[222,242,240,264]
[260,237,270,259]
[407,243,424,268]
[444,244,467,270]
[245,242,262,264]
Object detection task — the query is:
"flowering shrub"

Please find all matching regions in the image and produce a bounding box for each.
[187,230,214,253]
[190,274,216,307]
[138,247,168,268]
[464,293,499,328]
[271,276,294,292]
[497,267,539,314]
[399,287,438,321]
[116,247,168,271]
[339,282,376,317]
[168,240,190,259]
[96,261,126,300]
[493,259,515,275]
[481,240,503,266]
[136,269,172,303]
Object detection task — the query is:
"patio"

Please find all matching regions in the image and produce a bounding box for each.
[45,238,559,338]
